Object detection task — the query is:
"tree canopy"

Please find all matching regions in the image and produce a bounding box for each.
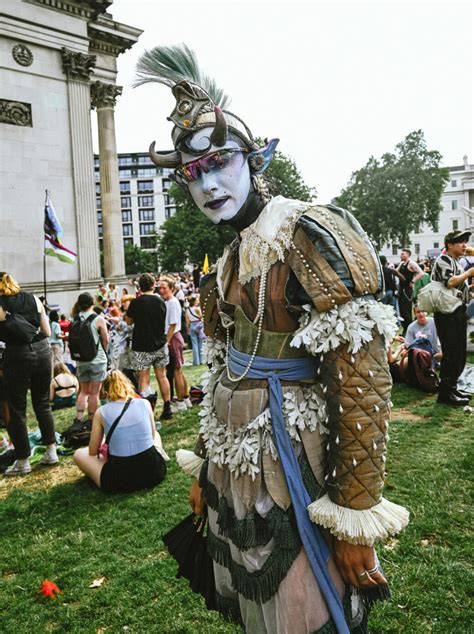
[335,130,449,248]
[156,144,316,271]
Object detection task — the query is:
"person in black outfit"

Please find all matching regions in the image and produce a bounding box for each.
[125,273,172,420]
[396,248,423,335]
[380,255,405,316]
[0,272,58,475]
[432,231,474,406]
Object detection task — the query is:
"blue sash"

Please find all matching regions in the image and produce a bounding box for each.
[228,345,349,634]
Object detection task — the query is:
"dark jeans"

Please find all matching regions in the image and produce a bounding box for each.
[398,288,413,335]
[3,339,55,459]
[434,306,467,394]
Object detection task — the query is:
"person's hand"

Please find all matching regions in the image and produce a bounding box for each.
[467,267,474,277]
[333,540,387,588]
[188,479,205,516]
[393,335,405,343]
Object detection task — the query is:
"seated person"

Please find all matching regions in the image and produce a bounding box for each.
[73,370,168,493]
[405,308,442,362]
[50,362,79,410]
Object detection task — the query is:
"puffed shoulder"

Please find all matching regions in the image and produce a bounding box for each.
[287,204,383,313]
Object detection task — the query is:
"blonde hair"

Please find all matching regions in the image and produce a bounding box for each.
[53,362,74,377]
[103,370,136,401]
[160,276,175,291]
[0,272,21,296]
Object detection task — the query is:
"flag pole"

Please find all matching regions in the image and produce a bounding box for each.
[43,189,48,303]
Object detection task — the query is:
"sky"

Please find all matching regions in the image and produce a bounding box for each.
[99,0,474,203]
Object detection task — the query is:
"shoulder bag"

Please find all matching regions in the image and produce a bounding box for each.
[0,296,40,344]
[417,281,463,314]
[99,399,132,461]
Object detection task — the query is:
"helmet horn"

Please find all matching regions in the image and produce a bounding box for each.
[210,106,228,147]
[149,141,181,167]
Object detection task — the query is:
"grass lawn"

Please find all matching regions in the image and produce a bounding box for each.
[1,354,473,633]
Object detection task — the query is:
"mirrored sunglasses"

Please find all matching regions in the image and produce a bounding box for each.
[175,148,247,184]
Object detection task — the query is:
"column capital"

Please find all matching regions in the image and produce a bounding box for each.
[90,81,123,109]
[61,47,96,82]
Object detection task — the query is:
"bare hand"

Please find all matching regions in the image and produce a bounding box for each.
[333,540,387,588]
[188,479,205,516]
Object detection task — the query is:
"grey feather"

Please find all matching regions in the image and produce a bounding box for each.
[134,43,231,108]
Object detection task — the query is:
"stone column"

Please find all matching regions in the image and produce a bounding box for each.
[61,47,101,282]
[90,81,125,279]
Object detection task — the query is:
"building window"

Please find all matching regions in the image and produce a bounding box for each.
[119,169,133,177]
[162,178,171,191]
[138,195,154,207]
[451,179,457,187]
[140,222,156,235]
[123,237,133,247]
[138,155,154,166]
[391,244,398,256]
[94,157,99,167]
[414,243,420,255]
[452,200,458,210]
[95,183,100,194]
[137,168,156,176]
[139,209,155,221]
[122,210,132,222]
[452,219,459,231]
[121,197,132,208]
[164,194,173,205]
[97,211,102,223]
[122,223,133,237]
[433,242,439,249]
[96,197,101,209]
[140,236,155,249]
[98,225,103,237]
[137,180,154,193]
[120,181,131,194]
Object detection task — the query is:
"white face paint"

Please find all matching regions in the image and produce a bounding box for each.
[180,128,251,224]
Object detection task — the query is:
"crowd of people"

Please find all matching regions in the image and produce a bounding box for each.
[381,230,474,405]
[0,269,204,487]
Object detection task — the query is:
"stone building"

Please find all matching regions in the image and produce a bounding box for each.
[0,0,141,311]
[94,153,176,253]
[381,155,474,263]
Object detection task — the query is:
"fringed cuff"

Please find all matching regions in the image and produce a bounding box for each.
[307,494,409,546]
[175,449,205,479]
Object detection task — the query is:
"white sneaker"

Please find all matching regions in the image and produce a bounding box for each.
[40,450,59,466]
[183,397,193,409]
[5,459,32,476]
[170,400,187,413]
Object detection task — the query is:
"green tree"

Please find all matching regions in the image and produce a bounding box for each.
[336,130,449,248]
[156,144,316,271]
[124,243,157,275]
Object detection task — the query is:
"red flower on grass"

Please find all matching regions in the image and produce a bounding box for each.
[39,579,61,598]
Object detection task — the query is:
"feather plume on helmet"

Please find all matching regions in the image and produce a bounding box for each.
[134,44,278,173]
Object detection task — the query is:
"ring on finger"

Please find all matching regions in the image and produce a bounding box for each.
[357,570,369,580]
[367,565,378,575]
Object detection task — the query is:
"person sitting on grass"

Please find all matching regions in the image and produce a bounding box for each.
[50,362,79,410]
[73,370,168,494]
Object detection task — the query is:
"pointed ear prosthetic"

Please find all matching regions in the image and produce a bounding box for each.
[248,138,279,174]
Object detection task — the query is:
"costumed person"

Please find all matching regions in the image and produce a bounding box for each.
[136,45,409,633]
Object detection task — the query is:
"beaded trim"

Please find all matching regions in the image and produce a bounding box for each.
[291,241,337,307]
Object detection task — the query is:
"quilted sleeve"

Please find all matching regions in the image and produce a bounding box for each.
[307,331,409,545]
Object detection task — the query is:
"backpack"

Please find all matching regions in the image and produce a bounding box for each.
[61,418,92,449]
[400,348,439,393]
[68,314,99,362]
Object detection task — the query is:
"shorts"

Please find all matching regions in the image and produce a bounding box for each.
[168,332,184,369]
[100,446,167,493]
[76,362,107,383]
[131,345,169,371]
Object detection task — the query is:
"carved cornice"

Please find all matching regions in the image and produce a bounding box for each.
[88,24,141,57]
[61,47,96,82]
[0,99,32,127]
[90,81,122,109]
[25,0,112,20]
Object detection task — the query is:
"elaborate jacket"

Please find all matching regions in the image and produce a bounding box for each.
[182,196,409,548]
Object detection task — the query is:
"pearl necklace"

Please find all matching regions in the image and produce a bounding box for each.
[224,258,269,382]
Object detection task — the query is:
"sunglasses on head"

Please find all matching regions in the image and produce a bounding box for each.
[175,148,247,184]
